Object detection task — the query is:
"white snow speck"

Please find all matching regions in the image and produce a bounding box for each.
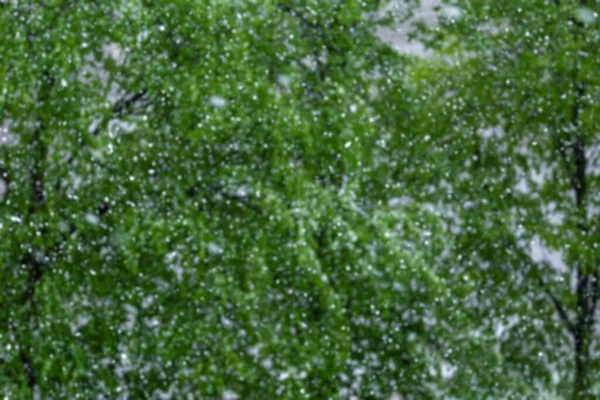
[575,7,597,25]
[209,95,227,108]
[84,213,100,225]
[220,316,233,329]
[279,371,291,381]
[277,74,291,87]
[207,242,224,255]
[222,390,240,400]
[0,179,6,201]
[440,360,457,380]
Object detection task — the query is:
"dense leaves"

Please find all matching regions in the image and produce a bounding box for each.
[393,0,600,398]
[3,0,599,398]
[0,1,454,399]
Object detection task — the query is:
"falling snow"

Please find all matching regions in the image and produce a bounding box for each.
[1,0,599,398]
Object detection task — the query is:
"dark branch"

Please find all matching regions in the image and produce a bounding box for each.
[569,18,587,207]
[538,276,574,333]
[113,90,148,118]
[587,270,599,328]
[276,3,318,29]
[0,162,9,202]
[187,183,263,216]
[91,90,148,136]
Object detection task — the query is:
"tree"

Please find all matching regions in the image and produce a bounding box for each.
[388,0,600,397]
[0,1,451,398]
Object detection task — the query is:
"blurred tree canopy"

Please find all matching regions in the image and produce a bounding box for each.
[0,1,453,399]
[2,0,600,399]
[386,0,600,398]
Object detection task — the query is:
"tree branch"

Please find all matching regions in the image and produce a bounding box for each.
[538,276,574,333]
[587,269,599,328]
[91,90,148,136]
[187,183,263,216]
[0,162,9,202]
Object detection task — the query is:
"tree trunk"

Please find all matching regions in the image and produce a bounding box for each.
[571,268,598,399]
[572,322,592,399]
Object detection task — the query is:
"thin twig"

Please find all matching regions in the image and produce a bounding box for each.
[91,90,148,136]
[538,276,574,333]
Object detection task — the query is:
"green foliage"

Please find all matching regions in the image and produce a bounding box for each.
[379,0,600,398]
[5,0,597,398]
[0,1,455,399]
